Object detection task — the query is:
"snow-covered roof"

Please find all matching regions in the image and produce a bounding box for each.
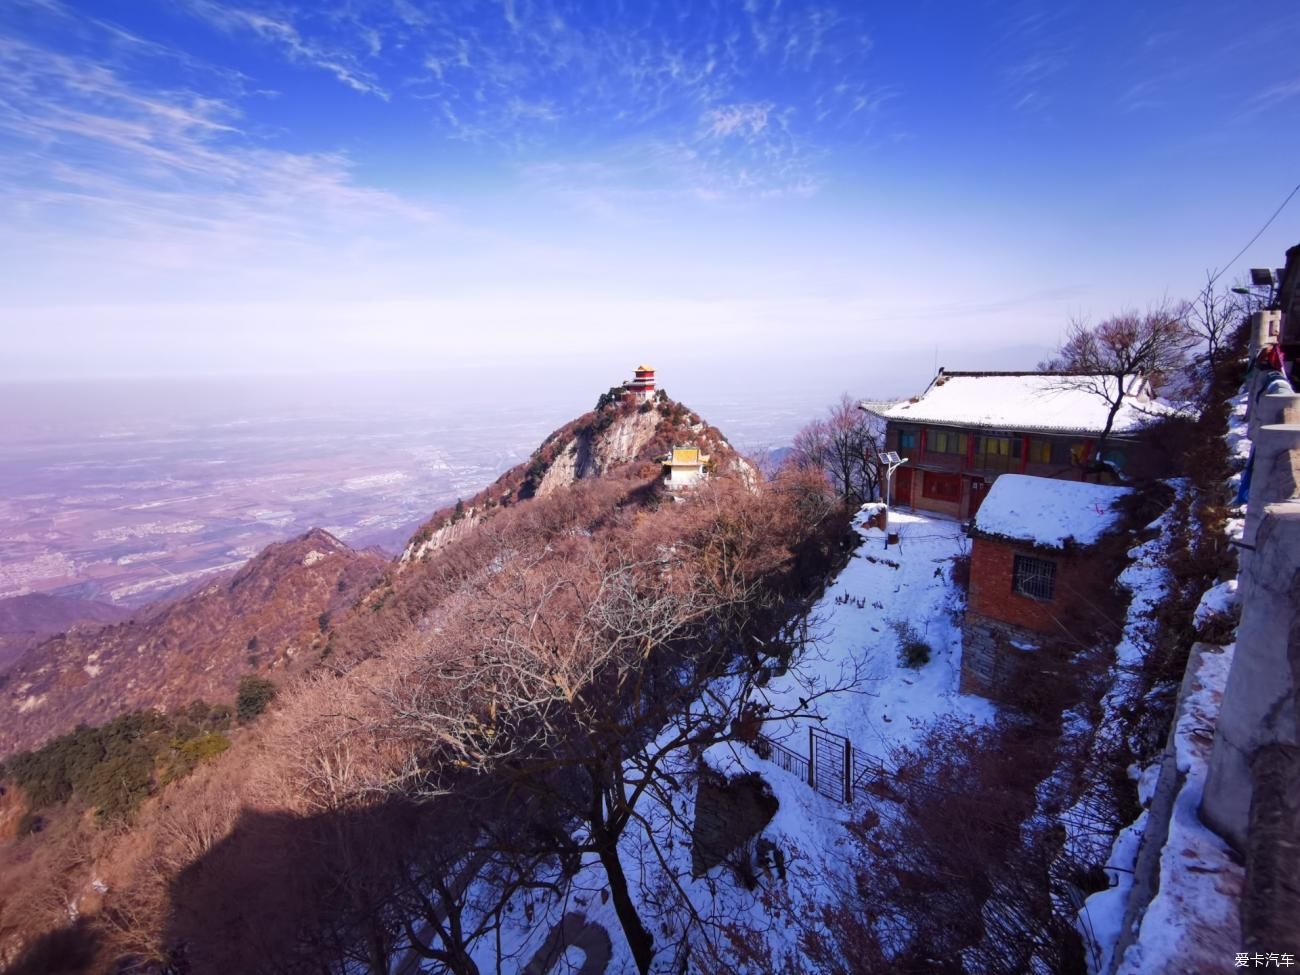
[973,474,1132,549]
[871,371,1177,436]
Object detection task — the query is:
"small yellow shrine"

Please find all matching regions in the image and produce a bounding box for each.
[664,445,708,489]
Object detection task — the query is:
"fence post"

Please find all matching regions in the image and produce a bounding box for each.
[808,726,816,791]
[844,738,853,803]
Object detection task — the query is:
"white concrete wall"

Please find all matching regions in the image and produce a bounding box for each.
[1203,414,1300,848]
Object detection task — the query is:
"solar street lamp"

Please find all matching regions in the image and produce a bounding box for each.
[882,450,907,509]
[1233,285,1273,311]
[1235,269,1279,308]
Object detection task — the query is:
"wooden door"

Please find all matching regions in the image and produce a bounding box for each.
[968,477,989,516]
[893,467,913,507]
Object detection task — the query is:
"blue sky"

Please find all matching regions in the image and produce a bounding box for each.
[1,0,1298,394]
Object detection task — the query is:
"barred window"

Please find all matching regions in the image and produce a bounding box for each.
[1012,554,1056,601]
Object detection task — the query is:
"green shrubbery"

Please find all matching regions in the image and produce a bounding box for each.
[162,731,231,785]
[0,703,234,826]
[236,675,277,724]
[594,385,625,411]
[891,620,932,669]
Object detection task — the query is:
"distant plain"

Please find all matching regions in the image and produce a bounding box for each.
[0,371,818,608]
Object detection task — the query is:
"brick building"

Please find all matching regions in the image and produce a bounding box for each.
[960,474,1132,697]
[865,370,1173,520]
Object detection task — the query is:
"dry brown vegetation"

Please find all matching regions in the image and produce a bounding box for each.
[0,427,849,974]
[0,529,386,760]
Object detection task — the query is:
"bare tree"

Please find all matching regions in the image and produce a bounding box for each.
[1186,271,1246,386]
[360,475,853,974]
[789,394,884,505]
[1041,305,1193,465]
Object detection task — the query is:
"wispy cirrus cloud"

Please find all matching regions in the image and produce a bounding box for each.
[993,4,1070,114]
[702,102,773,140]
[0,26,437,296]
[150,0,893,200]
[1246,77,1300,114]
[179,0,387,98]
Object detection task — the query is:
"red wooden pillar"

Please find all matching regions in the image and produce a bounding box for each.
[965,432,976,471]
[1019,434,1030,473]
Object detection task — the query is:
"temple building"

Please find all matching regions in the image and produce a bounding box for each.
[625,364,656,402]
[664,445,708,490]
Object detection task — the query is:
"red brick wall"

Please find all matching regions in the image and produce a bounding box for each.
[968,537,1088,634]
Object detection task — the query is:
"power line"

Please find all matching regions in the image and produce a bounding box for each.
[1203,179,1300,295]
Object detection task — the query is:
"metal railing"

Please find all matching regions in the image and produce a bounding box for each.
[750,730,895,804]
[852,752,886,792]
[755,734,810,784]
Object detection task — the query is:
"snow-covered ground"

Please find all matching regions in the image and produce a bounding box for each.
[441,508,994,974]
[741,507,994,766]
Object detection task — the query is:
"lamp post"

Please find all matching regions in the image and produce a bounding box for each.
[1233,268,1279,309]
[881,450,908,510]
[1232,286,1272,312]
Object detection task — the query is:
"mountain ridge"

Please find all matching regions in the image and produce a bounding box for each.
[0,528,387,758]
[0,391,753,760]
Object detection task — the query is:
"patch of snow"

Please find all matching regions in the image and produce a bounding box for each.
[1073,488,1183,970]
[1113,646,1242,975]
[974,474,1132,549]
[1080,809,1148,975]
[757,510,995,762]
[1107,493,1182,673]
[301,549,329,567]
[1194,579,1239,625]
[1135,761,1161,807]
[1225,390,1251,469]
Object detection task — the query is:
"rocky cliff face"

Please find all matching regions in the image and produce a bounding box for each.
[0,529,386,758]
[535,406,662,498]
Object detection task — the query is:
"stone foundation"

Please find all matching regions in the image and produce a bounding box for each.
[960,613,1041,697]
